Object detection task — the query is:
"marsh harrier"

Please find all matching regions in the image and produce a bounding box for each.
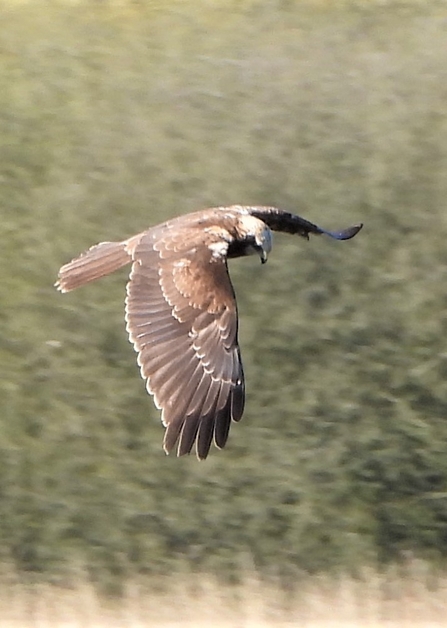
[56,205,362,459]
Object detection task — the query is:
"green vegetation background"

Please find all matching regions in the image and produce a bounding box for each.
[1,0,447,592]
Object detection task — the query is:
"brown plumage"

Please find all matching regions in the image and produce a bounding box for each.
[56,205,362,460]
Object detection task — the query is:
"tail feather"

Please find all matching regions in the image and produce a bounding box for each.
[55,241,131,293]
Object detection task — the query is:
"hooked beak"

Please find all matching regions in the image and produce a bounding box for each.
[255,225,272,265]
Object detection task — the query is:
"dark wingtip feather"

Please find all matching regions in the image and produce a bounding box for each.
[326,222,363,240]
[230,380,245,423]
[213,405,232,451]
[177,416,201,457]
[196,414,215,461]
[322,223,363,241]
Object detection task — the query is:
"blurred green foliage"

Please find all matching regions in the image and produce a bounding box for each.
[1,0,447,592]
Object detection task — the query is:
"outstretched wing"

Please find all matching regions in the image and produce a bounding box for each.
[125,225,245,460]
[248,206,363,240]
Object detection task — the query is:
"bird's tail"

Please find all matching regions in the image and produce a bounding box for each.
[55,240,132,293]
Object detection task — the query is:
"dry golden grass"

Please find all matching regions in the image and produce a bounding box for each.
[1,564,447,627]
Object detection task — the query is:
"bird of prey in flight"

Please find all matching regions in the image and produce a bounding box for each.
[56,205,362,460]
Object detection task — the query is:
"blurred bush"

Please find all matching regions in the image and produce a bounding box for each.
[1,0,447,592]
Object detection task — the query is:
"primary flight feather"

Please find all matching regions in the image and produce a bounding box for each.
[56,205,362,460]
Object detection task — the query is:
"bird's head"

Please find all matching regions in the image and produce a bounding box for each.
[235,215,273,264]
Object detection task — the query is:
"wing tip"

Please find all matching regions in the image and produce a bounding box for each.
[324,223,363,241]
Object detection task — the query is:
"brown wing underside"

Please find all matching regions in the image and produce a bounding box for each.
[125,228,245,460]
